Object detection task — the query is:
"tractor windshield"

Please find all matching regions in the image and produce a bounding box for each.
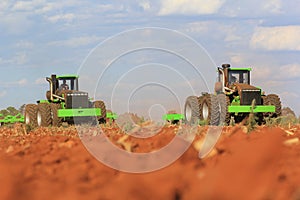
[58,78,78,91]
[228,70,250,85]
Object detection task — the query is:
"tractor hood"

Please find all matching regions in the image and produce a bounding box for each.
[56,90,89,108]
[232,83,262,105]
[232,83,261,93]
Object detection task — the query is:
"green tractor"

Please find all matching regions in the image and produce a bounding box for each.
[184,64,281,125]
[24,74,106,127]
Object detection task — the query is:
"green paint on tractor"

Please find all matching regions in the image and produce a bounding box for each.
[228,105,275,113]
[56,74,79,79]
[58,108,101,117]
[229,67,252,71]
[163,113,184,121]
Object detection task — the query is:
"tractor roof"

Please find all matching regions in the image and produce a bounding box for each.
[56,74,79,79]
[229,68,252,71]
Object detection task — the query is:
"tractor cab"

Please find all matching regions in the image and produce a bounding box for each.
[227,68,251,85]
[56,75,79,91]
[46,74,81,102]
[217,64,252,90]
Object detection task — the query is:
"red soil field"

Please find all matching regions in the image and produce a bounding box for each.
[1,123,300,200]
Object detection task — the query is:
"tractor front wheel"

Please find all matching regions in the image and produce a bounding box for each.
[263,94,282,118]
[94,100,106,123]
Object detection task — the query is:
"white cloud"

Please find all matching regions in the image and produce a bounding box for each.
[35,77,47,85]
[229,54,245,65]
[280,91,299,98]
[222,0,283,17]
[0,0,9,10]
[0,57,7,65]
[14,52,28,65]
[0,13,33,34]
[0,91,7,98]
[34,2,58,14]
[224,32,242,42]
[280,64,300,79]
[251,66,273,81]
[96,4,117,12]
[264,80,285,88]
[250,26,300,51]
[0,52,28,65]
[18,78,28,86]
[12,1,33,11]
[158,0,225,15]
[0,79,28,87]
[184,22,211,34]
[47,13,75,23]
[15,40,34,49]
[263,0,282,14]
[139,1,151,11]
[11,0,83,14]
[48,35,103,47]
[11,0,45,11]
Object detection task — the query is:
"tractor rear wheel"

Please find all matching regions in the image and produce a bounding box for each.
[184,96,200,125]
[50,103,62,126]
[217,93,231,125]
[37,103,52,127]
[199,94,219,126]
[198,96,204,120]
[94,100,106,123]
[25,104,38,127]
[263,94,282,118]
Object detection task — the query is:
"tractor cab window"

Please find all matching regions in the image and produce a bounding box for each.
[228,70,250,85]
[58,78,78,91]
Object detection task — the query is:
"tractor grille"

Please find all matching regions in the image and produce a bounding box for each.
[66,92,89,108]
[241,89,261,105]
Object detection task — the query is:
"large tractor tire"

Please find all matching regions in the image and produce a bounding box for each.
[199,94,219,126]
[198,96,204,120]
[184,96,200,125]
[217,93,231,125]
[50,103,62,126]
[37,103,52,127]
[94,100,106,123]
[25,104,38,127]
[263,94,282,118]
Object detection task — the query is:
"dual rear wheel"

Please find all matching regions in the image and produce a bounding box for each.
[185,94,229,126]
[25,103,53,127]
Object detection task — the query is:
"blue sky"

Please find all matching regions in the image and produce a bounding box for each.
[0,0,299,116]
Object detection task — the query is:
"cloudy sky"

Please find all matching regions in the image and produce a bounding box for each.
[0,0,299,117]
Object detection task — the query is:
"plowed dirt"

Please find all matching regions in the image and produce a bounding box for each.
[1,123,300,200]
